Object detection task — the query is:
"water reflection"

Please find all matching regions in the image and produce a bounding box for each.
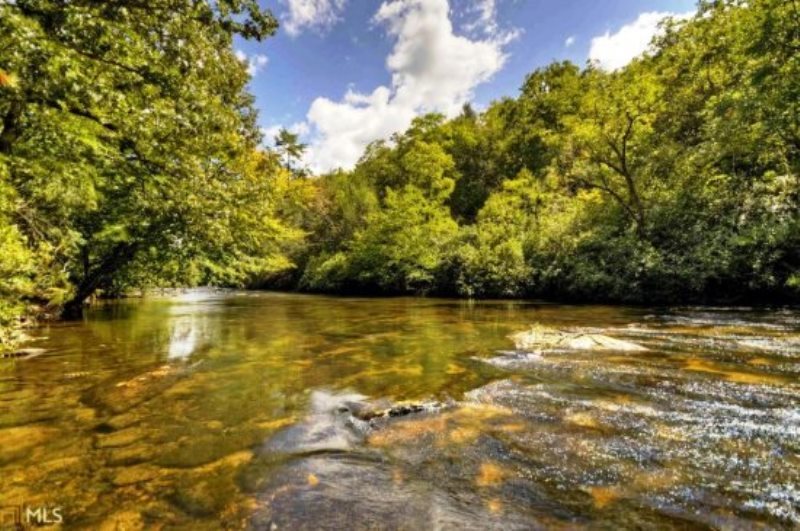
[0,290,797,528]
[167,317,199,360]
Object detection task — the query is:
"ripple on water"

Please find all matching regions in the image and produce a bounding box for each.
[474,313,800,527]
[4,296,799,528]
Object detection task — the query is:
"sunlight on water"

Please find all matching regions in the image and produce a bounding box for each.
[0,290,797,528]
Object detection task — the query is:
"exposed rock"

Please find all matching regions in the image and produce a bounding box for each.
[263,391,369,455]
[262,391,447,456]
[354,401,445,423]
[511,327,648,352]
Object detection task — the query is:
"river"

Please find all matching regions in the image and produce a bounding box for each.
[1,290,798,529]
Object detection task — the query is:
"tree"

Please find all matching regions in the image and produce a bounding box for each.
[274,128,307,173]
[454,170,539,296]
[442,107,501,223]
[556,65,665,239]
[0,0,289,318]
[348,185,458,293]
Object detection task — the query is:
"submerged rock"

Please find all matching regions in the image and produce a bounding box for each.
[248,454,534,530]
[0,425,56,464]
[111,466,160,486]
[251,392,561,529]
[83,360,204,415]
[511,327,648,352]
[464,377,800,526]
[98,511,145,531]
[95,427,148,449]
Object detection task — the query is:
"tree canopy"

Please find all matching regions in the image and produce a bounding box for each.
[0,0,296,330]
[280,0,799,303]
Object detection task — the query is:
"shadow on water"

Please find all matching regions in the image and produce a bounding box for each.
[0,290,798,528]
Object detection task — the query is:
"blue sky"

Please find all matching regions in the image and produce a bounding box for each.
[234,0,696,172]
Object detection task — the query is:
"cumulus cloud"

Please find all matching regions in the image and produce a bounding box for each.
[235,50,269,76]
[281,0,348,36]
[565,35,575,48]
[589,11,692,71]
[261,125,282,146]
[289,122,311,137]
[301,0,514,172]
[261,122,310,148]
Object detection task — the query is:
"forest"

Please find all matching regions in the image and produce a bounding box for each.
[1,0,798,347]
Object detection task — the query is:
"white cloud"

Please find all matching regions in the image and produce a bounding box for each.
[289,121,311,137]
[261,122,310,148]
[300,0,514,172]
[235,50,269,76]
[260,125,282,146]
[248,55,268,75]
[462,0,520,43]
[565,35,575,48]
[465,0,497,35]
[589,11,692,71]
[281,0,348,37]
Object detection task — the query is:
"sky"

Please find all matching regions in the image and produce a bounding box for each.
[234,0,696,173]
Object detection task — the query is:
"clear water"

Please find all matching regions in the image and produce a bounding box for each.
[1,291,798,529]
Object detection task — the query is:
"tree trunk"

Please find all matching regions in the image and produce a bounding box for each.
[60,242,139,319]
[61,275,103,320]
[622,174,646,239]
[61,295,89,320]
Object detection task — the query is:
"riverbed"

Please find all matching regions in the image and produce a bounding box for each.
[1,291,798,529]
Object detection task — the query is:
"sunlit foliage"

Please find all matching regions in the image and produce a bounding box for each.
[0,0,294,335]
[292,0,799,303]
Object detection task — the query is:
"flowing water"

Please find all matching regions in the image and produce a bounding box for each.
[1,290,798,529]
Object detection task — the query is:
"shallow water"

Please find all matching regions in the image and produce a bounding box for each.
[1,291,798,529]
